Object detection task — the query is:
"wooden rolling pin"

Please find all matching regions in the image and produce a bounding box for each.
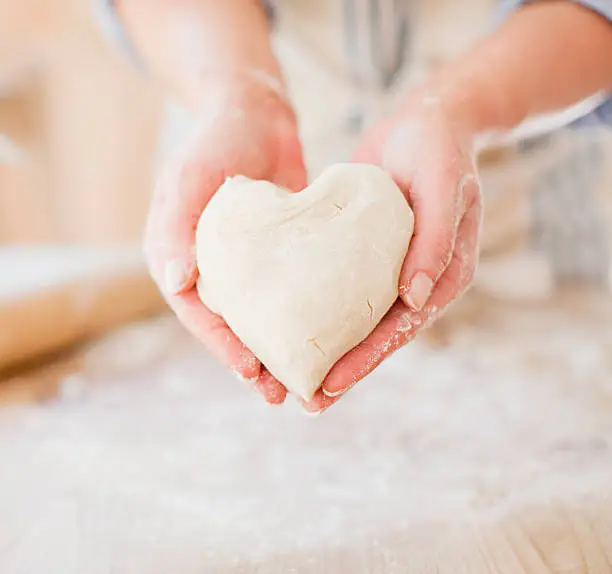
[0,246,165,373]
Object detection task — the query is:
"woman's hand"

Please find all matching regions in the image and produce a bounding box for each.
[145,75,307,405]
[303,91,483,414]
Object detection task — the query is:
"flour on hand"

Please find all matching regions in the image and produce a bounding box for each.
[196,163,414,400]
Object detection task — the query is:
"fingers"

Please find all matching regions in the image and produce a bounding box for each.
[254,369,288,405]
[167,289,262,381]
[167,289,290,403]
[351,116,396,164]
[145,158,226,296]
[144,157,265,389]
[369,107,478,313]
[270,122,309,193]
[301,182,482,415]
[302,300,419,414]
[272,160,308,193]
[159,246,291,404]
[397,165,478,312]
[424,186,482,314]
[296,104,483,415]
[395,162,471,311]
[379,121,459,311]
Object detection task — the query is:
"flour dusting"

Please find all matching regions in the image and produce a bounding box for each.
[1,286,612,572]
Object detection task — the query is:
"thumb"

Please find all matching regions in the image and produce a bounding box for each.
[270,124,308,193]
[399,170,477,311]
[382,127,475,311]
[145,158,225,296]
[272,156,308,193]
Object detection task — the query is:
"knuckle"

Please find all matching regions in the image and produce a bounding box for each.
[462,174,482,207]
[432,232,455,266]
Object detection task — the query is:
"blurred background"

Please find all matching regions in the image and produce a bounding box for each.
[1,1,612,572]
[0,0,167,394]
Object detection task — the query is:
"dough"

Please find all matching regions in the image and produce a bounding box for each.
[196,163,414,400]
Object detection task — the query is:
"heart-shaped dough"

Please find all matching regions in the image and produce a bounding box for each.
[196,163,414,401]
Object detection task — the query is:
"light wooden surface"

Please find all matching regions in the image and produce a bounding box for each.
[0,246,165,377]
[1,290,611,573]
[0,351,85,405]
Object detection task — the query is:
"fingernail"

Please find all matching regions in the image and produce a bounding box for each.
[405,272,434,311]
[411,315,423,327]
[322,386,346,398]
[264,398,283,407]
[262,387,287,406]
[164,259,190,295]
[301,398,327,416]
[233,371,258,387]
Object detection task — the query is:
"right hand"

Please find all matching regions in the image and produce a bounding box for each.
[303,89,483,414]
[144,74,307,405]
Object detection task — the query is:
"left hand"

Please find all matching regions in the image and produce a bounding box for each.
[302,92,483,414]
[144,75,306,405]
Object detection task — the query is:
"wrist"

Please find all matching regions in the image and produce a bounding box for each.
[184,68,299,150]
[187,68,295,120]
[409,64,528,149]
[116,0,284,112]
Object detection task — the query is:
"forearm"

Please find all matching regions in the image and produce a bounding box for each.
[115,0,282,109]
[422,1,612,137]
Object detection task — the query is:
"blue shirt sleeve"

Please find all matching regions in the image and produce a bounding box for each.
[497,0,612,128]
[96,1,276,66]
